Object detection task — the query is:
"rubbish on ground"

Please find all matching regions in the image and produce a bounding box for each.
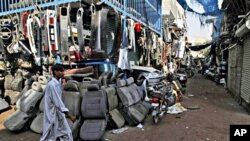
[167,103,187,114]
[136,123,144,129]
[188,94,194,97]
[187,105,200,110]
[167,105,182,114]
[111,127,128,134]
[175,103,187,111]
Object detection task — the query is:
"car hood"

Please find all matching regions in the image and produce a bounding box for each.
[131,66,161,73]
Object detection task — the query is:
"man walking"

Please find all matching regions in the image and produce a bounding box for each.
[40,63,75,141]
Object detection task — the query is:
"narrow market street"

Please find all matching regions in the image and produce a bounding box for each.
[1,73,250,141]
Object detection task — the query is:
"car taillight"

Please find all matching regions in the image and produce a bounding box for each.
[151,98,160,103]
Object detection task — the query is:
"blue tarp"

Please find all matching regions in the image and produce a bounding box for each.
[177,0,221,16]
[177,0,223,40]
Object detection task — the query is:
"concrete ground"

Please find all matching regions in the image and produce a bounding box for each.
[1,73,250,141]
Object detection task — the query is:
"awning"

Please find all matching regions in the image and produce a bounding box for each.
[189,41,213,51]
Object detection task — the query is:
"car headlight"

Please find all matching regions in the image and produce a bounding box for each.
[180,76,184,80]
[148,72,160,78]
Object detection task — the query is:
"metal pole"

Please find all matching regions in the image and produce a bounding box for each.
[123,0,128,79]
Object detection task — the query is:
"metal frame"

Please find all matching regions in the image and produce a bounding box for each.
[0,0,162,35]
[101,0,162,35]
[0,0,80,15]
[0,0,162,70]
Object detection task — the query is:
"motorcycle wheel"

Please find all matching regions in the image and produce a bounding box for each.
[153,116,159,124]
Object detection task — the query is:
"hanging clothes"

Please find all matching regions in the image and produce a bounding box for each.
[117,48,130,70]
[127,19,136,52]
[176,40,186,59]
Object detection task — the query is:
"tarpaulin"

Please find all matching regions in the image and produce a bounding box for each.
[177,0,223,40]
[177,0,221,16]
[189,41,213,51]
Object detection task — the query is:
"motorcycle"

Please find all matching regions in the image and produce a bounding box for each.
[148,82,176,124]
[175,73,187,88]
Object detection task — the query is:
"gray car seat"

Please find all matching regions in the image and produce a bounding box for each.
[126,77,149,114]
[79,77,93,97]
[30,97,44,134]
[29,76,49,134]
[80,84,107,141]
[100,72,125,129]
[38,75,50,92]
[4,71,25,105]
[4,74,19,105]
[99,71,113,87]
[11,71,23,92]
[117,78,149,126]
[62,80,81,139]
[3,109,31,131]
[30,80,83,135]
[105,86,125,129]
[16,82,43,114]
[4,82,43,132]
[16,76,36,105]
[0,97,9,111]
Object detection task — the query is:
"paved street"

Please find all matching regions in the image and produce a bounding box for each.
[1,73,250,141]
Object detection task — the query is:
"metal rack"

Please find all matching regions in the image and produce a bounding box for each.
[0,0,162,35]
[102,0,162,35]
[0,0,80,15]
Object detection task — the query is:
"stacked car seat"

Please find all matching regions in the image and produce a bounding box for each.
[30,97,44,134]
[116,77,149,126]
[4,71,23,105]
[29,76,50,134]
[99,72,125,129]
[4,81,43,131]
[62,80,82,139]
[80,83,108,141]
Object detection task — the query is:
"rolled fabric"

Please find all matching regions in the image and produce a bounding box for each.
[64,66,94,75]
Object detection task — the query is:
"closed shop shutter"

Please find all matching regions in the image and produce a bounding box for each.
[228,44,243,99]
[236,46,243,98]
[228,45,236,95]
[241,34,250,103]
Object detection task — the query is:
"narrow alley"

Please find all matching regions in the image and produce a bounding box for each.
[1,0,250,141]
[1,73,250,141]
[106,73,250,141]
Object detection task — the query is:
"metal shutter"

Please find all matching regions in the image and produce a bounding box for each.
[241,34,250,103]
[228,44,243,99]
